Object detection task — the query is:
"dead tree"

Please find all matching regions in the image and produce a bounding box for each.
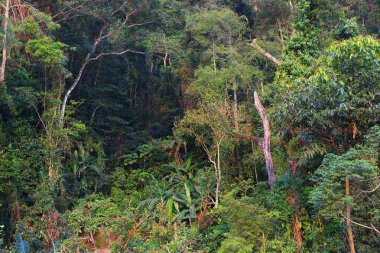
[253,90,276,187]
[249,38,282,187]
[0,0,10,84]
[250,39,281,66]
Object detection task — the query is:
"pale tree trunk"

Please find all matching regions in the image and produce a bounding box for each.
[59,28,104,125]
[58,4,146,125]
[251,39,281,66]
[215,141,221,208]
[0,0,10,84]
[233,85,239,133]
[277,19,285,50]
[233,85,243,179]
[212,39,217,72]
[254,90,275,187]
[345,177,356,253]
[191,128,223,208]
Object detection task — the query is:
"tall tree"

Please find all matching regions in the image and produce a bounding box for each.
[0,0,10,84]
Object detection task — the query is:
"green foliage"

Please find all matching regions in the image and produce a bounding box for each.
[1,0,380,252]
[0,146,22,194]
[286,0,321,59]
[333,17,360,40]
[308,126,380,252]
[25,37,68,66]
[216,189,297,253]
[273,36,380,152]
[186,8,247,47]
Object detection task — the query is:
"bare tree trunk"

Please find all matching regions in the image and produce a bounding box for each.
[254,90,276,187]
[215,142,221,208]
[59,26,106,125]
[212,39,217,72]
[277,19,285,50]
[233,85,243,178]
[251,39,281,66]
[0,0,10,84]
[58,4,146,125]
[191,128,223,208]
[233,86,239,133]
[90,105,100,126]
[345,177,356,253]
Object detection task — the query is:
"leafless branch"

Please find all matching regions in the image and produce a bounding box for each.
[342,215,380,236]
[362,183,380,193]
[128,20,155,28]
[251,39,282,66]
[88,49,145,62]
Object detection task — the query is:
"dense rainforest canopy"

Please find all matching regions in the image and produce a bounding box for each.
[0,0,379,252]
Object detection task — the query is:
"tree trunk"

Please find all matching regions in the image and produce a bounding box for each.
[0,0,10,84]
[345,177,356,253]
[59,26,105,125]
[215,142,221,208]
[233,86,239,133]
[212,39,217,72]
[288,160,303,251]
[251,39,281,66]
[254,90,275,187]
[233,86,243,179]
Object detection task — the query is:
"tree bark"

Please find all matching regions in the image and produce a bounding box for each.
[59,26,105,125]
[58,4,146,125]
[251,39,281,66]
[215,142,221,208]
[345,177,356,253]
[233,85,243,179]
[254,90,276,187]
[0,0,10,84]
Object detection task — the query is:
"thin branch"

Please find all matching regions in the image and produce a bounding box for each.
[88,49,145,62]
[128,20,155,28]
[342,215,380,236]
[90,106,100,126]
[112,0,131,15]
[362,183,380,193]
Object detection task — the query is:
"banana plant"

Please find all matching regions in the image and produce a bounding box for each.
[140,159,201,220]
[164,159,201,221]
[141,159,210,222]
[71,146,101,178]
